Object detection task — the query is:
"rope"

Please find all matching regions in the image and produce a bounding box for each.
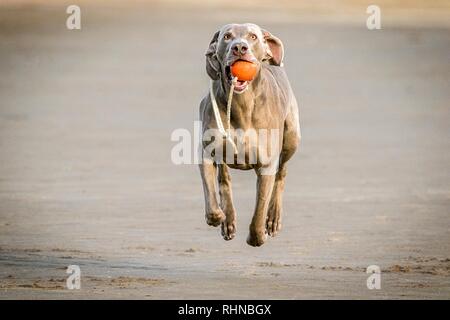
[209,78,238,154]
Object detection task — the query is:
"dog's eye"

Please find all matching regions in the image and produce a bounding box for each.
[223,33,232,40]
[250,34,257,40]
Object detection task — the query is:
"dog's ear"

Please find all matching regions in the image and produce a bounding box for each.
[205,30,221,80]
[262,29,284,67]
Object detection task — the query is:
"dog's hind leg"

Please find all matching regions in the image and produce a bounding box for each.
[218,164,236,240]
[199,159,226,227]
[267,110,300,237]
[266,162,286,237]
[247,172,275,247]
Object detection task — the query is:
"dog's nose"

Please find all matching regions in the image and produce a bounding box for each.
[232,42,248,56]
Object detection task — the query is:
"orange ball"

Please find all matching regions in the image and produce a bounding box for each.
[230,60,257,81]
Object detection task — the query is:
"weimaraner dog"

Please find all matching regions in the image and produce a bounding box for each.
[199,23,300,247]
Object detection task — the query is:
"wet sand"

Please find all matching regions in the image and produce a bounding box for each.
[0,1,449,299]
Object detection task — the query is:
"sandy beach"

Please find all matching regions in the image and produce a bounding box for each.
[0,0,449,299]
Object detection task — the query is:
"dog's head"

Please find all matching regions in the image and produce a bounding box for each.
[205,23,284,93]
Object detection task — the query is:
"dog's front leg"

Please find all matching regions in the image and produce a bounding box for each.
[247,172,275,247]
[199,158,226,227]
[218,164,236,241]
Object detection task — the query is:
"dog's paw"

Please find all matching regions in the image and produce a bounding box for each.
[205,209,225,227]
[221,218,236,241]
[266,203,282,237]
[246,228,268,247]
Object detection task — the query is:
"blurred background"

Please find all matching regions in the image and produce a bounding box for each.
[0,0,449,298]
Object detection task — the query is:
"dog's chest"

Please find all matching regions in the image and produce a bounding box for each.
[221,123,280,170]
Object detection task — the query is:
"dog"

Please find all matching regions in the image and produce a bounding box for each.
[199,23,300,247]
